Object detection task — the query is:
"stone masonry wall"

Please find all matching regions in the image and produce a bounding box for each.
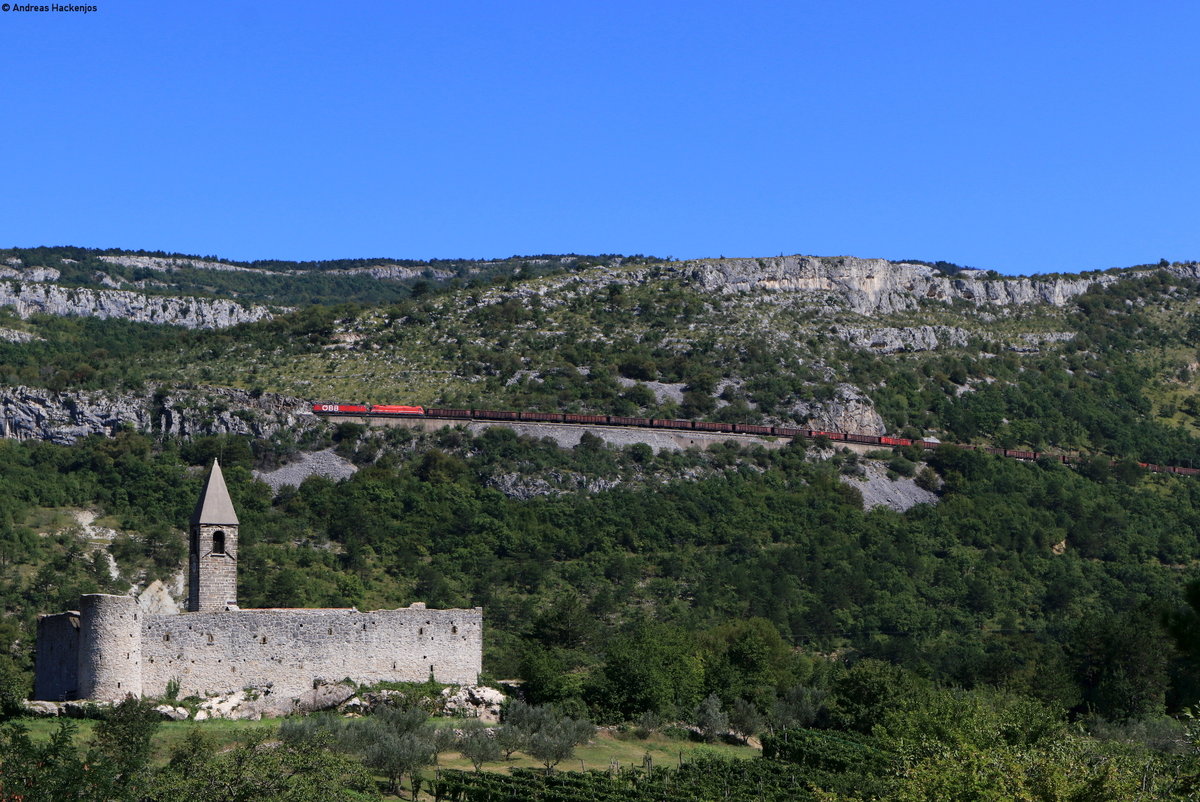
[77,594,142,701]
[34,612,79,701]
[140,605,482,698]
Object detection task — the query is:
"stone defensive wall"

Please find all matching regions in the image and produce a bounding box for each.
[141,604,482,698]
[33,611,80,701]
[35,593,482,702]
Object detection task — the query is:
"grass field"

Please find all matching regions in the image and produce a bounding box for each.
[13,715,759,799]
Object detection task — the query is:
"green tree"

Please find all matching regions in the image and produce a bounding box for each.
[695,694,729,743]
[147,728,379,802]
[594,623,703,718]
[456,720,501,771]
[1069,607,1171,721]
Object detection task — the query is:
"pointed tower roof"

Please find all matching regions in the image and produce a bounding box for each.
[190,459,239,526]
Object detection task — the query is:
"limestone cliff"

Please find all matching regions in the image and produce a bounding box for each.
[790,384,887,436]
[97,254,267,274]
[0,385,315,444]
[519,255,1200,318]
[0,281,279,328]
[676,256,1119,314]
[828,324,970,353]
[338,265,455,281]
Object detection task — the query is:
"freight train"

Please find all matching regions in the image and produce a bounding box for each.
[310,403,1200,478]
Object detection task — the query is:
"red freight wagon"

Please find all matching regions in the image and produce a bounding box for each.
[880,436,912,446]
[371,405,425,415]
[563,414,608,424]
[693,421,730,432]
[734,424,774,435]
[519,411,565,423]
[427,407,471,418]
[773,427,804,437]
[609,416,651,427]
[475,409,519,420]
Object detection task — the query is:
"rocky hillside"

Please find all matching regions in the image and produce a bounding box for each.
[2,248,1200,466]
[7,247,1200,748]
[0,385,315,444]
[487,254,1200,314]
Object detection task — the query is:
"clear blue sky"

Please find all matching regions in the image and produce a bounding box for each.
[1,0,1196,275]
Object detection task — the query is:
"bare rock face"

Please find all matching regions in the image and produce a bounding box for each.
[0,385,316,444]
[137,580,181,616]
[0,327,36,343]
[829,325,969,353]
[338,264,454,281]
[677,255,1112,315]
[790,383,886,435]
[0,265,60,282]
[0,280,279,328]
[0,386,153,444]
[97,254,267,274]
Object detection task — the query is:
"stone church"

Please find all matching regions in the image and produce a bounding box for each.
[33,460,482,701]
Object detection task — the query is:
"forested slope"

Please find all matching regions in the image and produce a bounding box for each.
[5,250,1200,797]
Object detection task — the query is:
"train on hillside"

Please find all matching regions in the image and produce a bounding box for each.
[310,403,1200,478]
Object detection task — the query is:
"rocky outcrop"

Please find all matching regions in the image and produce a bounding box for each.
[0,281,279,328]
[1012,331,1077,353]
[154,705,191,721]
[0,385,316,445]
[337,265,454,281]
[0,386,152,444]
[829,325,969,353]
[97,254,267,274]
[0,266,60,282]
[441,685,506,722]
[677,256,1114,314]
[294,680,358,714]
[190,684,354,721]
[0,327,36,343]
[790,383,886,435]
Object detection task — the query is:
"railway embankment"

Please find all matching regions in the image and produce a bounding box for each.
[321,413,893,455]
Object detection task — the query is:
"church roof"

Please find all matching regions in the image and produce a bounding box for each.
[190,459,239,526]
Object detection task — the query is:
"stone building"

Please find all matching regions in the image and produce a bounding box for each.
[33,460,482,702]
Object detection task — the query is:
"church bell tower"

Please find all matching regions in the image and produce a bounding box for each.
[188,459,239,612]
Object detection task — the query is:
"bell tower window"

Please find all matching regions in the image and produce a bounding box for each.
[212,530,226,555]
